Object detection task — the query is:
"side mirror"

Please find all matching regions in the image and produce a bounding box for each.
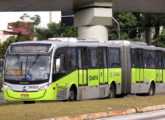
[56,58,61,73]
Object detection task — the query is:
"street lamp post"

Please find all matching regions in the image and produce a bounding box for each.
[112,17,120,40]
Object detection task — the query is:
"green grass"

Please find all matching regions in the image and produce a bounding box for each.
[0,95,165,120]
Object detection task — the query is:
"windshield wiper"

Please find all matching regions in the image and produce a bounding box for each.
[16,54,23,74]
[31,54,40,67]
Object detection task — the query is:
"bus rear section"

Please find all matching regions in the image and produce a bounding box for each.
[109,40,165,96]
[130,46,165,95]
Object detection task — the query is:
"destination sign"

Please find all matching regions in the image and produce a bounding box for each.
[6,70,25,76]
[10,43,51,53]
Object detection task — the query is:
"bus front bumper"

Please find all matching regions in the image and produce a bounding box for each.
[3,87,57,101]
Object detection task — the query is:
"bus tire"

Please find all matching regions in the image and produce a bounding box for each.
[24,101,35,104]
[109,84,116,98]
[148,84,155,96]
[68,87,76,101]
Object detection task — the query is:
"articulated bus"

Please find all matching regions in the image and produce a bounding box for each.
[3,38,165,102]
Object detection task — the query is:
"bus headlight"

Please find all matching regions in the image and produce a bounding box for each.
[3,84,12,90]
[39,83,51,91]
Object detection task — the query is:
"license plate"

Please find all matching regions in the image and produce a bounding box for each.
[21,94,29,98]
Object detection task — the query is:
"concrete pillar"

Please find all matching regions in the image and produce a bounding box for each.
[78,25,108,42]
[74,2,112,42]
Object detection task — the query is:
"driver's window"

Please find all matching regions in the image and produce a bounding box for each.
[54,47,66,74]
[55,55,65,73]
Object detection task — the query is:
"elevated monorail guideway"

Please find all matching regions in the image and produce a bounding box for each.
[1,0,165,42]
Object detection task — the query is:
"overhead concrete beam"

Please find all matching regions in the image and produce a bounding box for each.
[73,0,110,10]
[113,0,165,13]
[0,0,165,13]
[0,0,73,11]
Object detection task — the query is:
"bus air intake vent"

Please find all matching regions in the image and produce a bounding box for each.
[48,37,77,42]
[56,86,67,100]
[48,37,99,43]
[77,38,99,43]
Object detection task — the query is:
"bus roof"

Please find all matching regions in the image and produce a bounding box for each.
[10,38,165,51]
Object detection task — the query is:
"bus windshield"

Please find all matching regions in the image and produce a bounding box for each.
[4,55,51,84]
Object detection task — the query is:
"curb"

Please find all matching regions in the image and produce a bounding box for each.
[42,104,165,120]
[136,104,165,112]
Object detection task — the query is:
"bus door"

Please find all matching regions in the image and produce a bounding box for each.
[139,49,144,82]
[98,47,108,84]
[162,52,165,83]
[132,49,144,83]
[155,51,163,82]
[78,48,88,85]
[87,48,99,86]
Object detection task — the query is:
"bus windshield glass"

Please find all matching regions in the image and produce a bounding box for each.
[4,55,51,84]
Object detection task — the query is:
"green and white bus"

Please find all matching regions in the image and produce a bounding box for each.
[3,38,165,102]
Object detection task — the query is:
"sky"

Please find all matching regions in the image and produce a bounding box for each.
[0,11,61,30]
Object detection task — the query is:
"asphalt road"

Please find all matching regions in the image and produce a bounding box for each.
[97,110,165,120]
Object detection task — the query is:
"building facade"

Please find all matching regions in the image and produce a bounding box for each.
[8,22,34,41]
[0,30,17,44]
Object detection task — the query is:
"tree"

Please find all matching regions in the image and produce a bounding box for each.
[0,36,16,56]
[108,28,118,40]
[109,12,165,44]
[0,34,30,56]
[155,29,165,47]
[134,13,165,44]
[0,13,38,56]
[13,13,41,41]
[35,22,78,40]
[109,12,141,41]
[19,13,41,26]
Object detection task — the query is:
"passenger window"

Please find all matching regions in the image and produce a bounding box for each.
[144,51,155,69]
[78,49,82,69]
[98,48,107,68]
[108,48,120,68]
[88,48,97,68]
[155,51,162,69]
[131,49,143,68]
[66,48,77,71]
[82,48,87,69]
[139,50,143,68]
[77,48,87,69]
[98,48,103,68]
[163,52,165,69]
[131,49,135,68]
[103,48,107,68]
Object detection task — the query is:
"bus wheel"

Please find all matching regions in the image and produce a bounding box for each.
[69,87,76,101]
[24,101,35,104]
[148,84,155,96]
[109,84,116,98]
